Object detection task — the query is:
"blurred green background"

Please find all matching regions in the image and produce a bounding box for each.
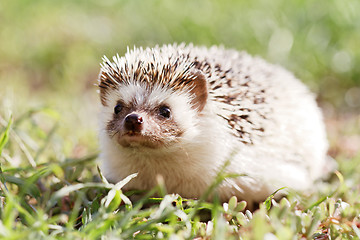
[0,0,359,157]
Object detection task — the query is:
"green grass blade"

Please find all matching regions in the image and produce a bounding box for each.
[0,116,12,157]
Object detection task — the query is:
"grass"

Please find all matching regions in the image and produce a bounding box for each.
[1,0,360,239]
[0,110,360,239]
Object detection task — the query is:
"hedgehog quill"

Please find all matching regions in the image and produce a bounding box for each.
[97,44,329,205]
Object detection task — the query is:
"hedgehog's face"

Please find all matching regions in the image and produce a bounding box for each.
[100,84,187,148]
[99,78,207,149]
[98,53,208,149]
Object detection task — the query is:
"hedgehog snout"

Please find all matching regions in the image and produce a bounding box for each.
[124,113,144,133]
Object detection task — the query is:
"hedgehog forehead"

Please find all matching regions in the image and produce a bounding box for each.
[112,83,189,111]
[117,83,148,106]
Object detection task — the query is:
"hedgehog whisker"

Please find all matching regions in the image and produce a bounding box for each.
[110,130,119,139]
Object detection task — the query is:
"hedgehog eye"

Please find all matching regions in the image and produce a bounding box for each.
[114,103,123,114]
[159,106,171,118]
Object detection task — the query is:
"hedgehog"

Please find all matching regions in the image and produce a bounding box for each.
[97,43,329,205]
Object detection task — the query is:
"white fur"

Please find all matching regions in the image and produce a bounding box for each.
[98,44,329,205]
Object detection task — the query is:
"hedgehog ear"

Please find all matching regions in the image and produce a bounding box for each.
[98,70,119,106]
[189,70,208,112]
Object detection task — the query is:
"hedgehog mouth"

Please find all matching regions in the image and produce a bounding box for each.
[118,132,164,148]
[125,131,141,137]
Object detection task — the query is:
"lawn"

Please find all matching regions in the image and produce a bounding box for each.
[0,0,359,239]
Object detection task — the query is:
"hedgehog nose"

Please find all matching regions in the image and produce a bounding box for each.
[124,113,143,132]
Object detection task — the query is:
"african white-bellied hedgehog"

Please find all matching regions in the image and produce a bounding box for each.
[97,44,329,205]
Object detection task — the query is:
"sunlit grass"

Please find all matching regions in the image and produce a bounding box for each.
[0,109,360,239]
